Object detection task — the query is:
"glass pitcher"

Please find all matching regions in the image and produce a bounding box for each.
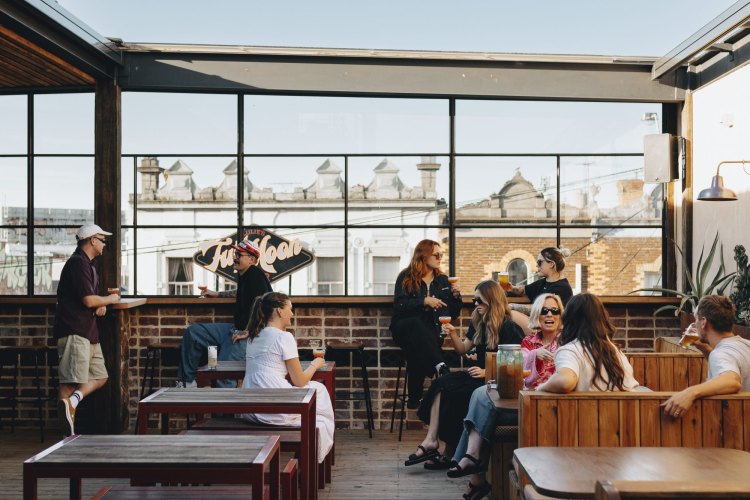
[496,344,524,399]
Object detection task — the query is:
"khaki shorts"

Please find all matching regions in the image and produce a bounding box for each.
[57,335,108,385]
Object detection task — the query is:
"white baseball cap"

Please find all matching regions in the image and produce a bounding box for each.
[76,224,112,240]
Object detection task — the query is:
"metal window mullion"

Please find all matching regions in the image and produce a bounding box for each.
[344,156,349,295]
[132,155,138,296]
[237,94,245,239]
[556,155,561,247]
[27,94,34,295]
[449,98,456,275]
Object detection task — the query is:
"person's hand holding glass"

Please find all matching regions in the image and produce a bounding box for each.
[231,328,249,344]
[309,340,326,370]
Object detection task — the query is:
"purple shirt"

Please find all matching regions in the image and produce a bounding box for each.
[53,248,100,343]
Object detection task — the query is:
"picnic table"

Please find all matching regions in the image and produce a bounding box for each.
[23,434,279,500]
[136,387,317,500]
[196,360,336,408]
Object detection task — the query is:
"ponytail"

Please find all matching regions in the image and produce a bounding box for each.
[245,291,290,341]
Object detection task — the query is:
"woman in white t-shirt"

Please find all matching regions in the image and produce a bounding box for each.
[536,293,639,393]
[238,291,334,462]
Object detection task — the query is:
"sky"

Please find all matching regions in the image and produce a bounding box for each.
[1,1,739,210]
[57,0,737,56]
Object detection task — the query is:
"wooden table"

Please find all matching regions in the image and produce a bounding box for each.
[514,447,750,498]
[136,387,317,500]
[487,384,520,412]
[23,434,280,500]
[196,360,337,409]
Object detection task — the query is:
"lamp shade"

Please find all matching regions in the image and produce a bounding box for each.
[697,174,738,201]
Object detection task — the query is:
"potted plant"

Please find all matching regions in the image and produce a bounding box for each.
[632,232,737,328]
[730,244,750,338]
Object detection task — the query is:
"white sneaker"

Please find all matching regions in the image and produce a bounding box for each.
[185,380,197,388]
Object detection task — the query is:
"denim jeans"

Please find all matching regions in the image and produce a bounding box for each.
[178,322,247,387]
[452,385,518,468]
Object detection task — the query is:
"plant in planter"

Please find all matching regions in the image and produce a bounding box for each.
[730,244,750,327]
[632,232,737,319]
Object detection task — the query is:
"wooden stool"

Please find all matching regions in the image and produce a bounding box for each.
[140,342,181,399]
[325,340,374,438]
[389,356,408,441]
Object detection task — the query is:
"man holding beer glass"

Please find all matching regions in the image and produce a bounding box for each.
[663,295,750,418]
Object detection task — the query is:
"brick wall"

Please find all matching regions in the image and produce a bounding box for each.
[0,299,681,433]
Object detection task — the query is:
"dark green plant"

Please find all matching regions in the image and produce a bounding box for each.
[730,245,750,326]
[631,232,736,316]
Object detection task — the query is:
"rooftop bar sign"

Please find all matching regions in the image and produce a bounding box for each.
[193,227,314,283]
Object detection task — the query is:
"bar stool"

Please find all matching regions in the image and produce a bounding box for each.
[389,356,408,441]
[141,341,181,399]
[0,346,47,442]
[325,340,374,438]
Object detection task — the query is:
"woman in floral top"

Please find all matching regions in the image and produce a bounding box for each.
[521,293,564,389]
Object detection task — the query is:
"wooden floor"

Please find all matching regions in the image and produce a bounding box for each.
[1,428,473,499]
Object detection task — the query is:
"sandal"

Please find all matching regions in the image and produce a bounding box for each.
[447,453,483,478]
[423,453,452,470]
[405,445,439,466]
[463,480,491,500]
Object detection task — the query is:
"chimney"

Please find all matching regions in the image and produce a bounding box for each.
[138,157,163,196]
[416,156,440,197]
[616,179,644,206]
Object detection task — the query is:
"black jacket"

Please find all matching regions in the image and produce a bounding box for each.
[234,265,272,330]
[390,270,462,333]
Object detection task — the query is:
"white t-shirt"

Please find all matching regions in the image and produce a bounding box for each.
[554,339,639,392]
[708,336,750,390]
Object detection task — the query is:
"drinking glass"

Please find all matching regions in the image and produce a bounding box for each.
[498,272,512,291]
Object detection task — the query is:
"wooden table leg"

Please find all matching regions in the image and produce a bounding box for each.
[22,464,37,500]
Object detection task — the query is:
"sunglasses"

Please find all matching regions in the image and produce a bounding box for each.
[536,259,551,267]
[431,253,443,259]
[472,296,485,305]
[540,307,561,316]
[92,237,107,245]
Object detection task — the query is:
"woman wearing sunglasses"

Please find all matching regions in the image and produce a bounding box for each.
[444,293,561,499]
[521,293,564,389]
[510,247,573,306]
[509,246,573,334]
[391,239,462,408]
[405,280,523,471]
[536,293,638,393]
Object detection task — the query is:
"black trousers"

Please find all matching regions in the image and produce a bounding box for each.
[391,317,445,401]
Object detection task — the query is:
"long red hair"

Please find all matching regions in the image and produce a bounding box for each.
[401,239,442,294]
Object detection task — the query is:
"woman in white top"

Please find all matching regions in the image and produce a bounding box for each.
[536,293,639,393]
[238,291,334,463]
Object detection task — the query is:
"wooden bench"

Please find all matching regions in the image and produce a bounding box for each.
[486,350,708,391]
[92,459,299,500]
[519,391,750,449]
[486,350,707,500]
[187,417,332,487]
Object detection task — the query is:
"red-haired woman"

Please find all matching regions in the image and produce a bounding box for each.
[390,239,462,408]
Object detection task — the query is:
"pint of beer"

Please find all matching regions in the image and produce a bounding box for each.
[679,323,700,349]
[498,272,512,292]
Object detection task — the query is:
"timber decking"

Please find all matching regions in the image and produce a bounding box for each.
[2,429,465,500]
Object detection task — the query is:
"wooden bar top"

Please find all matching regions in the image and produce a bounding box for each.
[0,295,681,307]
[198,360,334,373]
[110,298,148,310]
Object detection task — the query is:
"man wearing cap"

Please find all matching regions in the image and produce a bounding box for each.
[54,224,120,436]
[178,239,272,387]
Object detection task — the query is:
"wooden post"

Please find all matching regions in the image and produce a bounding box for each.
[94,79,123,433]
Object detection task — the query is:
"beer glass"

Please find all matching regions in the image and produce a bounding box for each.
[498,272,512,292]
[207,345,218,369]
[679,323,700,349]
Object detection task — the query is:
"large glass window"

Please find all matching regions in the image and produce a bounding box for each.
[4,91,666,297]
